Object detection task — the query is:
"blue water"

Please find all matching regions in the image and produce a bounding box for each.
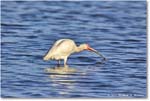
[1,1,147,98]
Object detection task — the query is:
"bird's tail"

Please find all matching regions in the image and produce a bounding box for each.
[43,55,50,61]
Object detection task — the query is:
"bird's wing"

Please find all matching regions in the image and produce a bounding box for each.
[47,39,66,54]
[54,39,66,48]
[44,39,70,60]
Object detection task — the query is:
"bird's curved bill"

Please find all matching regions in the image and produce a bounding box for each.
[87,47,106,60]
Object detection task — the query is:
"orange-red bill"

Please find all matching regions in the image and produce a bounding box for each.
[87,46,106,60]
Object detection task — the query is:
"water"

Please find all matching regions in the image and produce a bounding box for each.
[1,1,147,98]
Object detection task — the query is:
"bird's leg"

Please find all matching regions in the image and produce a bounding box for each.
[57,60,60,67]
[64,57,68,68]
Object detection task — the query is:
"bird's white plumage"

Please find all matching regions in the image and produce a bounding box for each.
[44,39,77,61]
[43,39,106,67]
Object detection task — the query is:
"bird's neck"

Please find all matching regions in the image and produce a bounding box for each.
[75,46,85,52]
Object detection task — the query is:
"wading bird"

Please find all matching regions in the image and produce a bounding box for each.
[43,39,106,67]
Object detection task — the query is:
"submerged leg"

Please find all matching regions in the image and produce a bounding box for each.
[64,57,68,68]
[57,60,60,67]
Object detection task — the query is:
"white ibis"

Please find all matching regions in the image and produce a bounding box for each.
[43,39,106,67]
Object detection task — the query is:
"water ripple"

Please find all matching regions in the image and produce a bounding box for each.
[1,1,146,98]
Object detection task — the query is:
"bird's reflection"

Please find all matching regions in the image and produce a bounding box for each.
[45,66,77,74]
[45,66,77,96]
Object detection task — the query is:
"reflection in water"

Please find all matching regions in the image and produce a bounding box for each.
[45,66,77,74]
[45,66,77,96]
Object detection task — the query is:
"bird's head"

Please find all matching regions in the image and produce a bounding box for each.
[85,44,96,52]
[79,44,96,51]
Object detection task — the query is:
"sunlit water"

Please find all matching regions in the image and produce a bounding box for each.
[1,1,146,98]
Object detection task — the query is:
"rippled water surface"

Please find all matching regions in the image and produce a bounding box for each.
[1,1,147,98]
